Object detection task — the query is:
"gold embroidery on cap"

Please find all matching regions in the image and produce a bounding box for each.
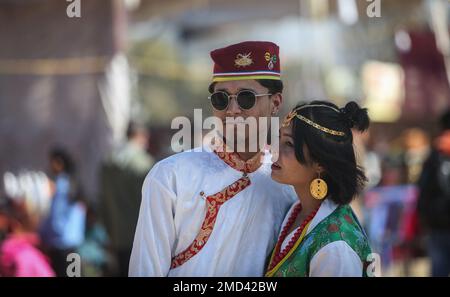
[235,53,253,67]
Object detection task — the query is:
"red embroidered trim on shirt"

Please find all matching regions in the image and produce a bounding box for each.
[211,136,263,174]
[214,151,262,173]
[170,176,251,269]
[170,137,264,269]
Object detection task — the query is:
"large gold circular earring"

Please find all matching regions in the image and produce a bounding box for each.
[310,173,328,200]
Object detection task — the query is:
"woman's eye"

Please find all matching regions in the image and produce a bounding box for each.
[285,141,293,147]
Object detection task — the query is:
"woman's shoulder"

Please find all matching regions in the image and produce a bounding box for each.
[309,240,364,276]
[303,203,372,261]
[311,204,368,243]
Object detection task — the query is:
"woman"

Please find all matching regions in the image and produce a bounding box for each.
[39,147,86,277]
[266,100,373,277]
[0,199,55,277]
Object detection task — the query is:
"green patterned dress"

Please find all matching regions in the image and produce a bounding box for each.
[267,204,373,277]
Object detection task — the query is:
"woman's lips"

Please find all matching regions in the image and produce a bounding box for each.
[271,163,281,170]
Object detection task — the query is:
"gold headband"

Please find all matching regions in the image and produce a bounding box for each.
[282,105,346,137]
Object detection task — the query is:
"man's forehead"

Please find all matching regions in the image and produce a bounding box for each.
[213,79,261,91]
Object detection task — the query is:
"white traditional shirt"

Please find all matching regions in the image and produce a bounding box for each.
[280,199,363,277]
[129,144,296,277]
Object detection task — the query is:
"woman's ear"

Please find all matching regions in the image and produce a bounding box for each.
[313,163,324,174]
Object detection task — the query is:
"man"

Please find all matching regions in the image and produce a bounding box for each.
[417,109,450,277]
[129,41,295,276]
[100,122,154,276]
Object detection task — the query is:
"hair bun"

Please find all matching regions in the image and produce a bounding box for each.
[340,101,370,132]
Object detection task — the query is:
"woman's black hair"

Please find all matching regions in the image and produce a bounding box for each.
[291,100,370,205]
[208,79,283,94]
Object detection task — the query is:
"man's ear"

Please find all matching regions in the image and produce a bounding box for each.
[271,93,282,114]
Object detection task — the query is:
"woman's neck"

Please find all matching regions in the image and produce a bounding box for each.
[293,184,322,216]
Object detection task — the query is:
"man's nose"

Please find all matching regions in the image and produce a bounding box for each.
[226,97,242,115]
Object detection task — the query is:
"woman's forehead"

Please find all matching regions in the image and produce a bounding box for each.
[280,125,293,136]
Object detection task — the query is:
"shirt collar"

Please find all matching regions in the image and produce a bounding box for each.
[210,136,264,174]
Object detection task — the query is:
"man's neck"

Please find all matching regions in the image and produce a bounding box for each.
[222,137,262,161]
[236,151,260,162]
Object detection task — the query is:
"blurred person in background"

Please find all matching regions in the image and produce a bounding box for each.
[0,197,55,277]
[352,127,381,225]
[417,109,450,277]
[99,122,154,276]
[359,130,382,189]
[76,204,112,277]
[0,198,8,243]
[39,147,86,277]
[402,128,431,184]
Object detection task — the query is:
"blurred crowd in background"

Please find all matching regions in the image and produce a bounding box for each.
[1,122,154,276]
[1,0,450,276]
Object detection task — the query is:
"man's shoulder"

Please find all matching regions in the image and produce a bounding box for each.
[148,147,217,175]
[158,146,215,165]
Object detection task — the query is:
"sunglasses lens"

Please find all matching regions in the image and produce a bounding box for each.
[210,92,229,110]
[236,91,257,110]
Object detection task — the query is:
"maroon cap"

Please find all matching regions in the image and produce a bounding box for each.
[210,41,281,82]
